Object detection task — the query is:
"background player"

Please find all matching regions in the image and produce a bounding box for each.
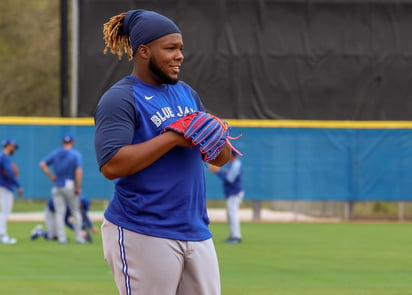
[31,195,98,243]
[0,139,23,244]
[209,149,244,244]
[39,134,84,244]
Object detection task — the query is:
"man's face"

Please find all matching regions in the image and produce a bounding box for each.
[147,33,184,85]
[6,145,17,156]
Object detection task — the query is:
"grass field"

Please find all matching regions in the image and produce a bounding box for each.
[1,221,412,295]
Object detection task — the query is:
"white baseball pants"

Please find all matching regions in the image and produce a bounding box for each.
[226,191,244,239]
[0,186,14,237]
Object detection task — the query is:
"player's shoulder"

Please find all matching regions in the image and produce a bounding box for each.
[233,158,242,168]
[174,81,204,111]
[72,148,82,156]
[96,77,137,119]
[100,76,135,103]
[174,80,196,93]
[176,80,190,88]
[49,148,62,157]
[0,151,7,160]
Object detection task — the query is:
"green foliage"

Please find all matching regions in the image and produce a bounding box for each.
[2,222,412,295]
[353,201,411,220]
[372,201,391,214]
[0,0,60,116]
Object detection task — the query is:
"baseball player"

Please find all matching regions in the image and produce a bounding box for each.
[0,139,23,244]
[94,9,232,295]
[209,150,244,244]
[31,196,98,243]
[39,134,85,244]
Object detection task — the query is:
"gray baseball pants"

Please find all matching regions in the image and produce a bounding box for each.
[101,218,221,295]
[52,186,83,243]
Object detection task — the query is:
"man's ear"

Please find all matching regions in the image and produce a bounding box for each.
[137,45,150,59]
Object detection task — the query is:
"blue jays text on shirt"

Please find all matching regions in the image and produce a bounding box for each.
[150,105,196,127]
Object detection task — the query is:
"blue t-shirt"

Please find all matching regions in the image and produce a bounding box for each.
[216,158,243,197]
[0,152,20,192]
[94,75,211,241]
[42,148,82,187]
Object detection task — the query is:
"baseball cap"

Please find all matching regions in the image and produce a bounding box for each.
[62,134,74,143]
[2,138,19,149]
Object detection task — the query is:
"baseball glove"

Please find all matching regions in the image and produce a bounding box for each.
[164,112,242,161]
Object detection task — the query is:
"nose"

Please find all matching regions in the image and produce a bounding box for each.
[175,50,184,61]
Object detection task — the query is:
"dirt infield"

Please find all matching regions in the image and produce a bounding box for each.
[9,208,341,223]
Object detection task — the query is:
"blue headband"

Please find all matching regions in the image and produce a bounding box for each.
[123,9,181,54]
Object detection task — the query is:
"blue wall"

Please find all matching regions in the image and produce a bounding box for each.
[2,119,412,201]
[233,127,412,201]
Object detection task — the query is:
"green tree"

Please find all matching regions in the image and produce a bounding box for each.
[0,0,59,116]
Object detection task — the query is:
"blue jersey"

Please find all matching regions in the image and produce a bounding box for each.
[0,152,20,192]
[42,148,82,187]
[94,75,211,241]
[216,158,243,197]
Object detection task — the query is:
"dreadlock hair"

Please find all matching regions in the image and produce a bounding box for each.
[103,12,133,61]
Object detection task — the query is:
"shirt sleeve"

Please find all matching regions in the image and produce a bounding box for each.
[94,87,137,169]
[181,81,206,112]
[2,156,20,188]
[75,151,83,168]
[42,151,54,165]
[217,160,241,184]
